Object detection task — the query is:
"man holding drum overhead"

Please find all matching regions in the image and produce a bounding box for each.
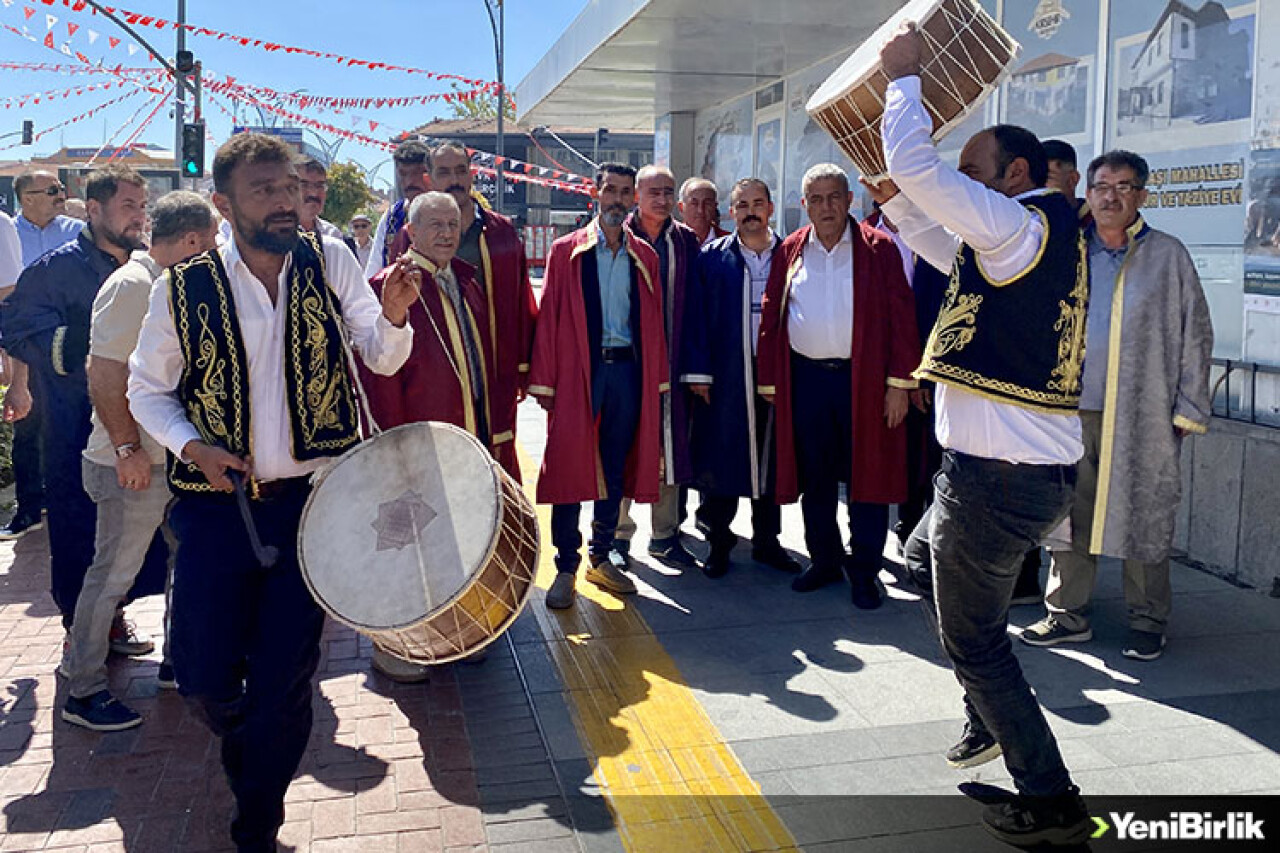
[128,133,419,853]
[868,24,1092,848]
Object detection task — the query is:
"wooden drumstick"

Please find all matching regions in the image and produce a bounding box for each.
[228,471,281,568]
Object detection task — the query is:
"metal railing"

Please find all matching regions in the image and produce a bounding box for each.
[1211,358,1280,428]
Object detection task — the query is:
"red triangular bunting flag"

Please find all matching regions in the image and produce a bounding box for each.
[24,7,35,20]
[109,36,120,48]
[67,22,78,37]
[43,32,54,48]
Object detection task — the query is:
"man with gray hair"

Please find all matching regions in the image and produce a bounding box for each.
[61,191,219,730]
[758,162,919,610]
[359,190,494,682]
[678,177,727,247]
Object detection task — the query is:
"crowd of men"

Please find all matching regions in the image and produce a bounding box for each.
[0,26,1214,848]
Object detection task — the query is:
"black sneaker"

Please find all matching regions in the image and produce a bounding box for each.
[751,543,801,574]
[0,514,43,540]
[648,535,699,570]
[946,722,1002,769]
[848,573,884,610]
[982,785,1092,847]
[157,663,177,689]
[700,552,730,579]
[62,690,142,732]
[1121,629,1166,661]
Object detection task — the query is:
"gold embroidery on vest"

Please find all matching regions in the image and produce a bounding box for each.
[193,302,230,441]
[1049,230,1088,395]
[926,255,983,358]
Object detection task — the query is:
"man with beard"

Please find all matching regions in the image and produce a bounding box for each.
[61,191,219,730]
[0,165,153,635]
[295,156,346,243]
[678,177,728,247]
[615,165,700,569]
[869,26,1091,846]
[366,138,431,277]
[682,178,801,578]
[384,142,536,482]
[529,163,668,610]
[3,169,84,541]
[128,133,417,852]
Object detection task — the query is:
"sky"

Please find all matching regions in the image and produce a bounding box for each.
[0,0,589,188]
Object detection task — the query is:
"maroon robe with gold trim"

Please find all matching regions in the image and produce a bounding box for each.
[757,217,920,505]
[360,251,495,447]
[528,222,669,505]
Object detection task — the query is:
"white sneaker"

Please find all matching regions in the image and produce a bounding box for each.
[585,553,637,595]
[371,646,430,683]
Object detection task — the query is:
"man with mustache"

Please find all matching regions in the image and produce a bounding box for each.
[365,138,431,277]
[359,190,495,683]
[295,156,346,244]
[682,178,801,578]
[529,162,668,610]
[615,165,701,570]
[0,165,155,636]
[1022,150,1212,662]
[128,133,417,852]
[757,163,919,610]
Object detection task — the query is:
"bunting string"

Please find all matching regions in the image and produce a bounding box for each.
[0,87,143,151]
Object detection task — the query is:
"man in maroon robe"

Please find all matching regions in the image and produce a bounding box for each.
[528,163,669,610]
[360,191,494,682]
[758,163,920,610]
[388,142,537,481]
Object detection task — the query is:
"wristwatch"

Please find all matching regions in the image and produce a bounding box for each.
[115,442,141,460]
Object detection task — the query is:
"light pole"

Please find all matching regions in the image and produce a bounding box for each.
[482,0,505,214]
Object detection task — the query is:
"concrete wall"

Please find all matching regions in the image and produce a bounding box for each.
[1175,417,1280,595]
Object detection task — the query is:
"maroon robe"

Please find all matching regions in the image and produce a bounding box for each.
[360,251,495,448]
[528,222,669,505]
[757,217,920,505]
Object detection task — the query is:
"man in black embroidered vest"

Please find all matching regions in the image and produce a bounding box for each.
[127,133,418,853]
[867,26,1092,848]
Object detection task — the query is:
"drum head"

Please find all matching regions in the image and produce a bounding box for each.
[299,422,501,631]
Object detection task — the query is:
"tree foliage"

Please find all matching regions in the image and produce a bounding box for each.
[322,161,376,227]
[447,81,516,121]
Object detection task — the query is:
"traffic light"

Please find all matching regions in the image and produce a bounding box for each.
[21,119,33,146]
[175,50,195,74]
[181,122,205,178]
[595,127,609,150]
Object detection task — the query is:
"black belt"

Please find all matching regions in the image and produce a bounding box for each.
[946,450,1076,483]
[249,476,312,502]
[794,353,850,371]
[600,346,635,363]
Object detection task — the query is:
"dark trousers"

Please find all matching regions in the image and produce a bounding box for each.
[43,426,97,629]
[701,393,781,558]
[791,353,888,578]
[551,360,641,573]
[11,394,44,518]
[908,450,1076,796]
[898,398,942,537]
[168,484,324,852]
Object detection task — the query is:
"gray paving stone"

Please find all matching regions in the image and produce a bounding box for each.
[530,692,589,761]
[1084,725,1262,767]
[475,760,556,786]
[485,816,575,845]
[478,778,564,805]
[729,728,887,773]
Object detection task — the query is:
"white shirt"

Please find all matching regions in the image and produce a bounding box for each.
[739,233,776,356]
[365,207,393,279]
[787,223,854,360]
[0,212,21,290]
[881,75,1081,466]
[128,234,413,482]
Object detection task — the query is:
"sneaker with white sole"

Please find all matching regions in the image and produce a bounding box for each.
[62,690,142,731]
[109,612,155,657]
[585,552,637,594]
[0,513,43,540]
[1121,629,1166,661]
[1020,616,1092,647]
[945,722,1002,769]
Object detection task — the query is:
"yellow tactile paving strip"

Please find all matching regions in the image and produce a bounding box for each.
[518,452,799,852]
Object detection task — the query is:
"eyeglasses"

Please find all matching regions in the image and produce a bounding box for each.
[352,222,371,230]
[23,184,65,197]
[299,179,328,191]
[1088,182,1142,198]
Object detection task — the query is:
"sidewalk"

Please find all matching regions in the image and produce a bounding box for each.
[0,404,1278,852]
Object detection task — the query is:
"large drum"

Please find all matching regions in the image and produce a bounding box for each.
[298,422,539,664]
[807,0,1020,181]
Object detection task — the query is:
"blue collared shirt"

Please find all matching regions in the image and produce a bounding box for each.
[595,223,632,347]
[15,214,84,268]
[1080,228,1127,412]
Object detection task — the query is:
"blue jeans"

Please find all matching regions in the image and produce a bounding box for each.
[551,360,640,573]
[917,450,1076,796]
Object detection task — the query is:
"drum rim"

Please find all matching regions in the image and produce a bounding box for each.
[805,0,1017,115]
[297,420,508,634]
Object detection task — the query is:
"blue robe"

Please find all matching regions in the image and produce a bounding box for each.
[680,234,787,498]
[0,230,166,623]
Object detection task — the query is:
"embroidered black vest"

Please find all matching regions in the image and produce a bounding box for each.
[916,192,1087,413]
[166,233,362,492]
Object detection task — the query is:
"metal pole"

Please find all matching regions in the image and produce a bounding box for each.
[496,0,505,215]
[175,0,186,172]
